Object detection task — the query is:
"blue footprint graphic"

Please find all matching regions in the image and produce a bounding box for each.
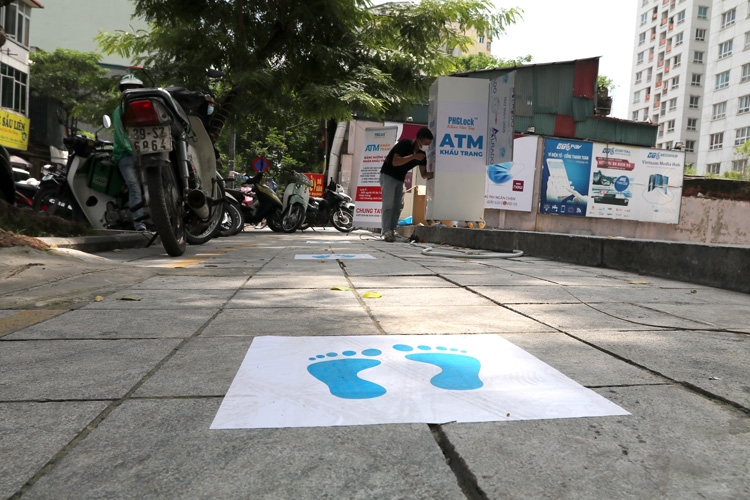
[307,349,386,399]
[394,344,483,390]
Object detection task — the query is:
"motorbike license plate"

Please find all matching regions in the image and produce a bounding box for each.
[128,126,172,154]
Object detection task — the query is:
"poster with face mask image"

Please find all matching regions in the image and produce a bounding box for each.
[484,136,536,212]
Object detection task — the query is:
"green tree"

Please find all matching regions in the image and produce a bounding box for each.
[451,53,532,72]
[29,49,118,132]
[598,74,616,93]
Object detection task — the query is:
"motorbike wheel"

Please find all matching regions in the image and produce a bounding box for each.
[146,165,186,257]
[281,204,305,233]
[331,207,354,232]
[185,201,223,245]
[32,186,76,220]
[219,199,244,237]
[266,209,283,232]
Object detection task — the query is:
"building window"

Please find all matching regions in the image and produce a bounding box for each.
[0,63,28,115]
[696,29,706,41]
[667,98,676,110]
[635,71,643,84]
[732,159,747,172]
[716,70,730,90]
[641,12,648,25]
[739,95,750,113]
[684,140,695,152]
[697,6,708,20]
[691,73,702,86]
[675,32,684,46]
[742,63,750,82]
[673,54,682,67]
[721,8,736,28]
[647,67,653,82]
[707,163,721,174]
[667,120,675,132]
[712,101,727,119]
[735,127,750,145]
[718,40,733,59]
[687,118,698,131]
[0,2,31,48]
[641,0,648,6]
[661,106,667,117]
[709,133,724,150]
[637,51,644,64]
[632,110,639,121]
[639,32,646,45]
[633,90,641,103]
[745,32,750,50]
[676,10,686,23]
[689,95,700,108]
[672,76,680,89]
[663,141,673,150]
[694,51,704,63]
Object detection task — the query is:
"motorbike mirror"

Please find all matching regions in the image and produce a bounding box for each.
[102,115,112,129]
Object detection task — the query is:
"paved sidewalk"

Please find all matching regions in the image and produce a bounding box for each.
[0,228,748,499]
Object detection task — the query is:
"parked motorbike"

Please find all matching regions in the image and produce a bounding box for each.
[277,170,312,233]
[14,180,38,209]
[224,171,284,232]
[33,128,133,228]
[119,83,223,256]
[300,179,354,232]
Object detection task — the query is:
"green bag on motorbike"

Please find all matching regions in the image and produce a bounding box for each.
[84,156,125,197]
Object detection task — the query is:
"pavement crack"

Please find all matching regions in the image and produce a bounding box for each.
[3,263,44,279]
[429,423,488,500]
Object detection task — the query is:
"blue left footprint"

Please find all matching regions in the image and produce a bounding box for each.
[393,344,483,390]
[307,349,386,399]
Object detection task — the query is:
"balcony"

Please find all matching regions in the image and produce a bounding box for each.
[660,39,666,46]
[656,80,662,87]
[661,18,668,26]
[668,23,674,31]
[665,65,670,73]
[646,94,651,101]
[654,101,661,108]
[658,60,664,67]
[666,44,672,52]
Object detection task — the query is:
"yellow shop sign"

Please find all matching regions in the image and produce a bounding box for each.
[0,109,30,151]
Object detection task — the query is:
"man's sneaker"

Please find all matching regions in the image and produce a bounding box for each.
[384,233,395,242]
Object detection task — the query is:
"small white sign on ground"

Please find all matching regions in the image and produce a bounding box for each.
[211,335,629,429]
[294,254,375,260]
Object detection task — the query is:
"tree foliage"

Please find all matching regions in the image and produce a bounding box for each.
[29,49,118,131]
[450,53,532,73]
[95,0,522,177]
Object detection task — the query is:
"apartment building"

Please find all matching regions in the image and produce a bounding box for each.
[628,0,750,175]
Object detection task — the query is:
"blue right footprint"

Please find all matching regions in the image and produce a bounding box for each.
[394,344,483,390]
[307,349,386,399]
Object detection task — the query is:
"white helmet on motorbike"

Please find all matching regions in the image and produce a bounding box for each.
[119,74,144,91]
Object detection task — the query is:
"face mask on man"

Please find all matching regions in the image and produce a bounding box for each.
[207,105,215,116]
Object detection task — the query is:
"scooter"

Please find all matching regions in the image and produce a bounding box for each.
[277,170,312,233]
[300,179,354,232]
[224,171,284,232]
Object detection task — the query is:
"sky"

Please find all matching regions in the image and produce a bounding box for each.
[492,1,638,119]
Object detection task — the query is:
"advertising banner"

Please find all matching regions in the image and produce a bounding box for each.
[0,109,30,151]
[539,138,592,217]
[487,72,515,167]
[304,173,324,198]
[484,136,537,212]
[353,127,398,228]
[588,144,683,224]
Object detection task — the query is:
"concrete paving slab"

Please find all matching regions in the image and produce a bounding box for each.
[640,302,750,330]
[441,385,750,500]
[226,287,364,309]
[341,261,437,276]
[134,337,254,397]
[347,275,458,289]
[243,272,350,289]
[0,401,110,500]
[570,329,750,408]
[440,272,555,286]
[126,275,250,290]
[201,307,381,337]
[80,289,235,310]
[371,305,554,334]
[4,309,216,340]
[556,285,725,305]
[470,284,593,304]
[359,287,495,308]
[0,339,181,400]
[499,332,664,387]
[22,400,464,500]
[509,303,711,332]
